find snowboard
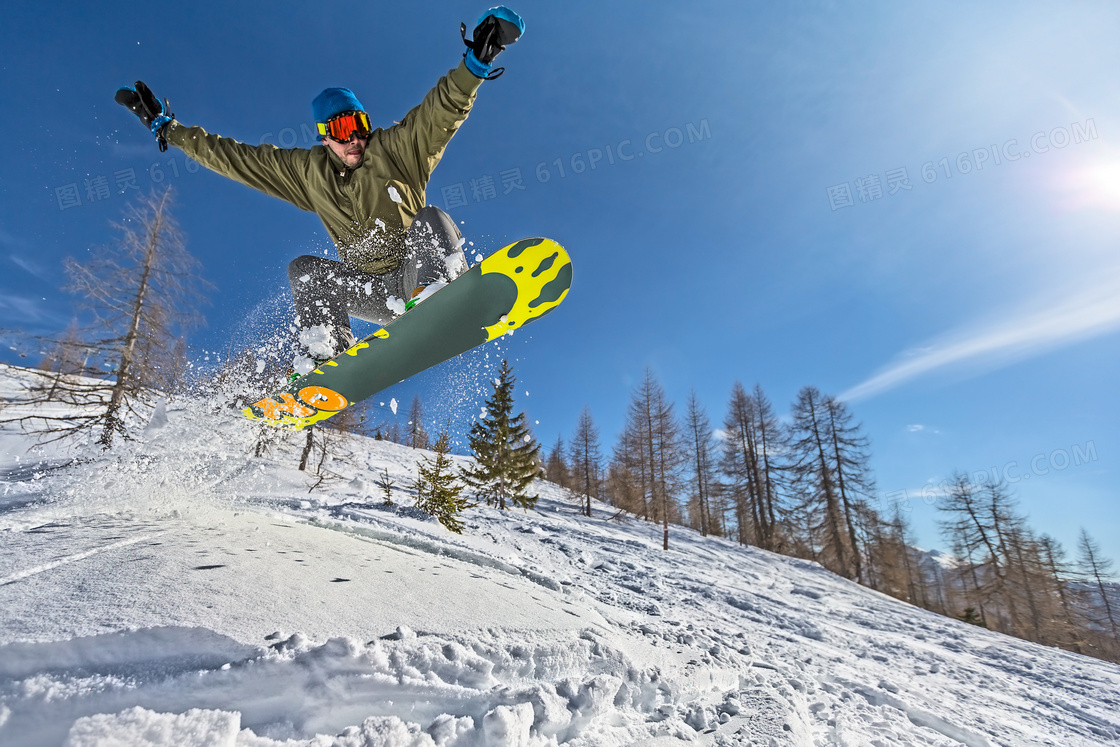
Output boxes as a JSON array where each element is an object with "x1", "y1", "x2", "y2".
[{"x1": 241, "y1": 237, "x2": 572, "y2": 430}]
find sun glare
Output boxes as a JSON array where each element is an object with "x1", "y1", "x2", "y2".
[{"x1": 1057, "y1": 155, "x2": 1120, "y2": 212}]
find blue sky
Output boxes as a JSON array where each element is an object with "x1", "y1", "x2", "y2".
[{"x1": 1, "y1": 1, "x2": 1118, "y2": 562}]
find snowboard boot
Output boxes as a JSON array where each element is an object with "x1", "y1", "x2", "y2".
[
  {"x1": 287, "y1": 355, "x2": 324, "y2": 383},
  {"x1": 286, "y1": 326, "x2": 357, "y2": 383}
]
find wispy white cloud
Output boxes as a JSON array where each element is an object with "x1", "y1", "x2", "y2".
[
  {"x1": 0, "y1": 293, "x2": 53, "y2": 325},
  {"x1": 841, "y1": 271, "x2": 1120, "y2": 402},
  {"x1": 0, "y1": 231, "x2": 54, "y2": 282},
  {"x1": 8, "y1": 255, "x2": 52, "y2": 282}
]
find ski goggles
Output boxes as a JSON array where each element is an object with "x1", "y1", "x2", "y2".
[{"x1": 318, "y1": 110, "x2": 372, "y2": 142}]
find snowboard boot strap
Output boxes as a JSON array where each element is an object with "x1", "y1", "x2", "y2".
[
  {"x1": 405, "y1": 283, "x2": 447, "y2": 311},
  {"x1": 405, "y1": 286, "x2": 424, "y2": 311}
]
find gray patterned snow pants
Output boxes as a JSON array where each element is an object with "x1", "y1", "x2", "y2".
[{"x1": 287, "y1": 206, "x2": 466, "y2": 354}]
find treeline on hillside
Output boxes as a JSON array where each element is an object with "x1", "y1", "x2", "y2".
[
  {"x1": 541, "y1": 369, "x2": 1120, "y2": 665},
  {"x1": 935, "y1": 478, "x2": 1120, "y2": 662}
]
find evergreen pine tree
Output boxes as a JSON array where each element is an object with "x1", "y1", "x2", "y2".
[
  {"x1": 460, "y1": 360, "x2": 541, "y2": 510},
  {"x1": 416, "y1": 426, "x2": 469, "y2": 533},
  {"x1": 376, "y1": 467, "x2": 395, "y2": 506}
]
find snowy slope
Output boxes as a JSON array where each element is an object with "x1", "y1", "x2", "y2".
[{"x1": 2, "y1": 366, "x2": 1119, "y2": 746}]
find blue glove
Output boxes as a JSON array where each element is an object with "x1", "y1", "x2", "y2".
[
  {"x1": 461, "y1": 6, "x2": 524, "y2": 79},
  {"x1": 115, "y1": 81, "x2": 174, "y2": 152}
]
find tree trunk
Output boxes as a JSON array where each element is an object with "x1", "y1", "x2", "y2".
[
  {"x1": 828, "y1": 406, "x2": 864, "y2": 583},
  {"x1": 299, "y1": 427, "x2": 315, "y2": 471},
  {"x1": 98, "y1": 200, "x2": 163, "y2": 447}
]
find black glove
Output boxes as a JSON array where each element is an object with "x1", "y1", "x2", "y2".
[
  {"x1": 115, "y1": 81, "x2": 174, "y2": 152},
  {"x1": 462, "y1": 6, "x2": 524, "y2": 79}
]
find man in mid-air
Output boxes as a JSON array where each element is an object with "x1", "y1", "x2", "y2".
[{"x1": 116, "y1": 7, "x2": 524, "y2": 376}]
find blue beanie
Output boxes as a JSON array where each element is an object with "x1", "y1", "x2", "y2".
[{"x1": 312, "y1": 88, "x2": 366, "y2": 138}]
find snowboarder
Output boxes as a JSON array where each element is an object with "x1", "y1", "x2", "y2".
[{"x1": 115, "y1": 7, "x2": 525, "y2": 376}]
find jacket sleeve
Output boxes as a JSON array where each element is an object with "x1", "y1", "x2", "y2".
[
  {"x1": 164, "y1": 121, "x2": 317, "y2": 212},
  {"x1": 379, "y1": 61, "x2": 484, "y2": 190}
]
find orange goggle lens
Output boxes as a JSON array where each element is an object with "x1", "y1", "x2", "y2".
[{"x1": 320, "y1": 111, "x2": 371, "y2": 142}]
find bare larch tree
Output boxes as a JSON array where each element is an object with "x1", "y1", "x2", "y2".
[{"x1": 3, "y1": 189, "x2": 208, "y2": 447}]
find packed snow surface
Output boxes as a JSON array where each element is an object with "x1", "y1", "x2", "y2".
[{"x1": 1, "y1": 365, "x2": 1119, "y2": 746}]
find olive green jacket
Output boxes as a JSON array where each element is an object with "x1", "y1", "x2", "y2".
[{"x1": 165, "y1": 61, "x2": 483, "y2": 275}]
